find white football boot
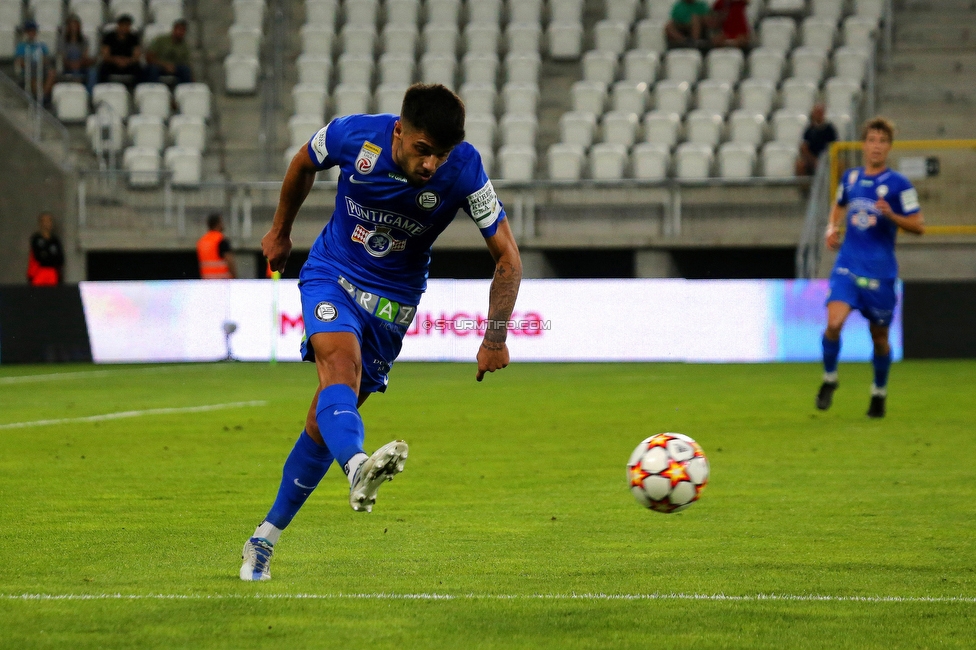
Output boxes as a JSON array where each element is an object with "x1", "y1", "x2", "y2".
[
  {"x1": 349, "y1": 440, "x2": 409, "y2": 512},
  {"x1": 240, "y1": 537, "x2": 274, "y2": 581}
]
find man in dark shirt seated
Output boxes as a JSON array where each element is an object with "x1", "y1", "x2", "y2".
[
  {"x1": 796, "y1": 104, "x2": 839, "y2": 176},
  {"x1": 99, "y1": 14, "x2": 143, "y2": 87}
]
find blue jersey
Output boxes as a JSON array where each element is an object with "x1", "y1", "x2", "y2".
[
  {"x1": 303, "y1": 113, "x2": 506, "y2": 305},
  {"x1": 834, "y1": 167, "x2": 920, "y2": 280}
]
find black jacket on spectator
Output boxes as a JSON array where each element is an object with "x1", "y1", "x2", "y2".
[{"x1": 31, "y1": 232, "x2": 64, "y2": 269}]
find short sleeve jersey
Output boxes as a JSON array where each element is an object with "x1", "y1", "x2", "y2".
[
  {"x1": 671, "y1": 0, "x2": 711, "y2": 25},
  {"x1": 304, "y1": 114, "x2": 506, "y2": 305},
  {"x1": 834, "y1": 167, "x2": 920, "y2": 279}
]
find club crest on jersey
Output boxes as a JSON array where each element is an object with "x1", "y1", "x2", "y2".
[
  {"x1": 851, "y1": 210, "x2": 877, "y2": 230},
  {"x1": 416, "y1": 190, "x2": 440, "y2": 210},
  {"x1": 847, "y1": 170, "x2": 858, "y2": 186},
  {"x1": 355, "y1": 141, "x2": 382, "y2": 175},
  {"x1": 314, "y1": 301, "x2": 338, "y2": 322},
  {"x1": 352, "y1": 224, "x2": 406, "y2": 257}
]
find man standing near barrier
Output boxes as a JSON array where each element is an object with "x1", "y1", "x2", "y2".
[
  {"x1": 240, "y1": 84, "x2": 522, "y2": 580},
  {"x1": 197, "y1": 213, "x2": 237, "y2": 279},
  {"x1": 816, "y1": 117, "x2": 925, "y2": 418}
]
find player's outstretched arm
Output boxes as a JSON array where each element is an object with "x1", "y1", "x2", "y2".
[
  {"x1": 825, "y1": 204, "x2": 845, "y2": 251},
  {"x1": 477, "y1": 218, "x2": 522, "y2": 382},
  {"x1": 262, "y1": 146, "x2": 320, "y2": 273}
]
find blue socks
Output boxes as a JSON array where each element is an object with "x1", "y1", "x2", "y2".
[
  {"x1": 315, "y1": 384, "x2": 366, "y2": 472},
  {"x1": 264, "y1": 430, "x2": 334, "y2": 530},
  {"x1": 822, "y1": 334, "x2": 841, "y2": 376},
  {"x1": 873, "y1": 349, "x2": 892, "y2": 390}
]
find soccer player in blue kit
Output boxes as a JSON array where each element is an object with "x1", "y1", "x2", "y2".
[
  {"x1": 240, "y1": 84, "x2": 522, "y2": 580},
  {"x1": 815, "y1": 117, "x2": 925, "y2": 418}
]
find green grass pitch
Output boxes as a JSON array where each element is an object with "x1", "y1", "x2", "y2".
[{"x1": 1, "y1": 360, "x2": 974, "y2": 648}]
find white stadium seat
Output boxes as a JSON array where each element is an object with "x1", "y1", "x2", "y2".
[
  {"x1": 632, "y1": 142, "x2": 670, "y2": 180},
  {"x1": 772, "y1": 109, "x2": 809, "y2": 143},
  {"x1": 225, "y1": 54, "x2": 259, "y2": 93},
  {"x1": 422, "y1": 22, "x2": 459, "y2": 57},
  {"x1": 748, "y1": 47, "x2": 786, "y2": 83},
  {"x1": 420, "y1": 53, "x2": 457, "y2": 88},
  {"x1": 583, "y1": 50, "x2": 619, "y2": 85},
  {"x1": 780, "y1": 77, "x2": 818, "y2": 114},
  {"x1": 571, "y1": 80, "x2": 608, "y2": 115},
  {"x1": 92, "y1": 83, "x2": 129, "y2": 119},
  {"x1": 765, "y1": 0, "x2": 806, "y2": 15},
  {"x1": 292, "y1": 83, "x2": 327, "y2": 120},
  {"x1": 345, "y1": 0, "x2": 378, "y2": 26},
  {"x1": 594, "y1": 20, "x2": 629, "y2": 55},
  {"x1": 378, "y1": 54, "x2": 415, "y2": 85},
  {"x1": 127, "y1": 114, "x2": 165, "y2": 150},
  {"x1": 301, "y1": 25, "x2": 334, "y2": 58},
  {"x1": 826, "y1": 109, "x2": 853, "y2": 139},
  {"x1": 505, "y1": 52, "x2": 542, "y2": 84},
  {"x1": 654, "y1": 80, "x2": 691, "y2": 116},
  {"x1": 229, "y1": 25, "x2": 261, "y2": 58},
  {"x1": 500, "y1": 112, "x2": 538, "y2": 146},
  {"x1": 686, "y1": 109, "x2": 723, "y2": 147},
  {"x1": 141, "y1": 23, "x2": 169, "y2": 49},
  {"x1": 465, "y1": 112, "x2": 496, "y2": 152},
  {"x1": 1, "y1": 0, "x2": 22, "y2": 24},
  {"x1": 169, "y1": 114, "x2": 207, "y2": 151},
  {"x1": 612, "y1": 81, "x2": 650, "y2": 114},
  {"x1": 602, "y1": 110, "x2": 640, "y2": 146},
  {"x1": 811, "y1": 0, "x2": 844, "y2": 21},
  {"x1": 298, "y1": 55, "x2": 333, "y2": 86},
  {"x1": 305, "y1": 0, "x2": 338, "y2": 27},
  {"x1": 728, "y1": 109, "x2": 767, "y2": 146},
  {"x1": 469, "y1": 0, "x2": 502, "y2": 24},
  {"x1": 134, "y1": 82, "x2": 171, "y2": 120},
  {"x1": 51, "y1": 82, "x2": 89, "y2": 123},
  {"x1": 465, "y1": 23, "x2": 500, "y2": 55},
  {"x1": 718, "y1": 142, "x2": 757, "y2": 178},
  {"x1": 460, "y1": 82, "x2": 497, "y2": 114},
  {"x1": 759, "y1": 17, "x2": 797, "y2": 53},
  {"x1": 560, "y1": 110, "x2": 598, "y2": 147},
  {"x1": 623, "y1": 49, "x2": 658, "y2": 84},
  {"x1": 507, "y1": 22, "x2": 542, "y2": 54},
  {"x1": 426, "y1": 0, "x2": 461, "y2": 25},
  {"x1": 761, "y1": 141, "x2": 798, "y2": 176},
  {"x1": 645, "y1": 0, "x2": 677, "y2": 21},
  {"x1": 706, "y1": 47, "x2": 744, "y2": 84},
  {"x1": 164, "y1": 146, "x2": 202, "y2": 186},
  {"x1": 123, "y1": 146, "x2": 162, "y2": 187},
  {"x1": 151, "y1": 0, "x2": 183, "y2": 27},
  {"x1": 342, "y1": 24, "x2": 378, "y2": 57},
  {"x1": 111, "y1": 0, "x2": 144, "y2": 27},
  {"x1": 738, "y1": 78, "x2": 776, "y2": 116},
  {"x1": 802, "y1": 17, "x2": 836, "y2": 52},
  {"x1": 548, "y1": 142, "x2": 586, "y2": 180},
  {"x1": 497, "y1": 144, "x2": 536, "y2": 180},
  {"x1": 790, "y1": 47, "x2": 827, "y2": 83},
  {"x1": 643, "y1": 110, "x2": 681, "y2": 147},
  {"x1": 675, "y1": 142, "x2": 714, "y2": 179},
  {"x1": 502, "y1": 82, "x2": 539, "y2": 114},
  {"x1": 607, "y1": 0, "x2": 640, "y2": 23},
  {"x1": 375, "y1": 83, "x2": 409, "y2": 114},
  {"x1": 175, "y1": 83, "x2": 211, "y2": 119},
  {"x1": 547, "y1": 21, "x2": 584, "y2": 60},
  {"x1": 69, "y1": 0, "x2": 102, "y2": 32},
  {"x1": 550, "y1": 0, "x2": 585, "y2": 22},
  {"x1": 463, "y1": 53, "x2": 499, "y2": 85},
  {"x1": 825, "y1": 77, "x2": 862, "y2": 116},
  {"x1": 634, "y1": 19, "x2": 666, "y2": 53},
  {"x1": 382, "y1": 25, "x2": 418, "y2": 57},
  {"x1": 232, "y1": 0, "x2": 264, "y2": 30},
  {"x1": 385, "y1": 0, "x2": 419, "y2": 25},
  {"x1": 665, "y1": 48, "x2": 703, "y2": 84},
  {"x1": 510, "y1": 0, "x2": 544, "y2": 23},
  {"x1": 589, "y1": 143, "x2": 628, "y2": 180},
  {"x1": 855, "y1": 0, "x2": 884, "y2": 22},
  {"x1": 333, "y1": 83, "x2": 371, "y2": 116},
  {"x1": 696, "y1": 80, "x2": 732, "y2": 115},
  {"x1": 86, "y1": 110, "x2": 125, "y2": 152},
  {"x1": 338, "y1": 54, "x2": 374, "y2": 86},
  {"x1": 844, "y1": 16, "x2": 877, "y2": 49},
  {"x1": 833, "y1": 46, "x2": 869, "y2": 84}
]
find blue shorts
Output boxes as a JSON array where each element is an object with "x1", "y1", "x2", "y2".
[
  {"x1": 827, "y1": 268, "x2": 897, "y2": 326},
  {"x1": 299, "y1": 273, "x2": 417, "y2": 394}
]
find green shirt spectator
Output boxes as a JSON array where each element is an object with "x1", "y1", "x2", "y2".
[
  {"x1": 146, "y1": 20, "x2": 194, "y2": 85},
  {"x1": 148, "y1": 33, "x2": 190, "y2": 68},
  {"x1": 671, "y1": 0, "x2": 711, "y2": 25}
]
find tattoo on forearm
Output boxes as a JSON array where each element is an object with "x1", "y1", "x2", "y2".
[{"x1": 484, "y1": 260, "x2": 522, "y2": 345}]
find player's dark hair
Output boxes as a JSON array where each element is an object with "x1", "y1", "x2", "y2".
[
  {"x1": 207, "y1": 212, "x2": 222, "y2": 230},
  {"x1": 862, "y1": 116, "x2": 895, "y2": 142},
  {"x1": 399, "y1": 83, "x2": 465, "y2": 149}
]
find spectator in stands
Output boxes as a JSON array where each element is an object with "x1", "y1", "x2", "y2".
[
  {"x1": 665, "y1": 0, "x2": 712, "y2": 48},
  {"x1": 197, "y1": 213, "x2": 238, "y2": 279},
  {"x1": 99, "y1": 14, "x2": 143, "y2": 88},
  {"x1": 59, "y1": 14, "x2": 97, "y2": 91},
  {"x1": 14, "y1": 20, "x2": 57, "y2": 104},
  {"x1": 27, "y1": 212, "x2": 64, "y2": 286},
  {"x1": 710, "y1": 0, "x2": 751, "y2": 49},
  {"x1": 796, "y1": 104, "x2": 839, "y2": 176},
  {"x1": 146, "y1": 19, "x2": 194, "y2": 85}
]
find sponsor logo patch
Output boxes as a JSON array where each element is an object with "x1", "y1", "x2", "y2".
[
  {"x1": 355, "y1": 141, "x2": 382, "y2": 175},
  {"x1": 352, "y1": 225, "x2": 407, "y2": 257},
  {"x1": 314, "y1": 301, "x2": 338, "y2": 322},
  {"x1": 344, "y1": 196, "x2": 428, "y2": 235}
]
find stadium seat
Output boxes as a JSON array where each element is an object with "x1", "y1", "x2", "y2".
[
  {"x1": 0, "y1": 27, "x2": 14, "y2": 63},
  {"x1": 426, "y1": 0, "x2": 461, "y2": 25},
  {"x1": 748, "y1": 47, "x2": 786, "y2": 83},
  {"x1": 382, "y1": 24, "x2": 418, "y2": 57},
  {"x1": 32, "y1": 0, "x2": 62, "y2": 29},
  {"x1": 728, "y1": 109, "x2": 767, "y2": 146},
  {"x1": 583, "y1": 50, "x2": 619, "y2": 85},
  {"x1": 123, "y1": 146, "x2": 162, "y2": 187},
  {"x1": 571, "y1": 80, "x2": 608, "y2": 115},
  {"x1": 634, "y1": 19, "x2": 666, "y2": 53},
  {"x1": 706, "y1": 47, "x2": 744, "y2": 84},
  {"x1": 298, "y1": 55, "x2": 333, "y2": 86},
  {"x1": 110, "y1": 0, "x2": 144, "y2": 27},
  {"x1": 292, "y1": 83, "x2": 327, "y2": 121},
  {"x1": 342, "y1": 24, "x2": 378, "y2": 57},
  {"x1": 801, "y1": 17, "x2": 836, "y2": 52},
  {"x1": 500, "y1": 112, "x2": 538, "y2": 146},
  {"x1": 422, "y1": 23, "x2": 458, "y2": 57},
  {"x1": 759, "y1": 17, "x2": 797, "y2": 53},
  {"x1": 560, "y1": 110, "x2": 598, "y2": 147},
  {"x1": 665, "y1": 48, "x2": 702, "y2": 84},
  {"x1": 547, "y1": 21, "x2": 584, "y2": 60},
  {"x1": 643, "y1": 0, "x2": 674, "y2": 21},
  {"x1": 305, "y1": 0, "x2": 338, "y2": 27},
  {"x1": 127, "y1": 114, "x2": 165, "y2": 150},
  {"x1": 232, "y1": 0, "x2": 264, "y2": 30},
  {"x1": 175, "y1": 83, "x2": 211, "y2": 120},
  {"x1": 765, "y1": 0, "x2": 806, "y2": 16},
  {"x1": 164, "y1": 145, "x2": 202, "y2": 186},
  {"x1": 465, "y1": 112, "x2": 496, "y2": 151},
  {"x1": 465, "y1": 23, "x2": 499, "y2": 55},
  {"x1": 811, "y1": 0, "x2": 844, "y2": 22},
  {"x1": 622, "y1": 49, "x2": 659, "y2": 84},
  {"x1": 654, "y1": 80, "x2": 691, "y2": 116},
  {"x1": 589, "y1": 143, "x2": 628, "y2": 180},
  {"x1": 696, "y1": 80, "x2": 732, "y2": 115},
  {"x1": 282, "y1": 143, "x2": 304, "y2": 170},
  {"x1": 141, "y1": 23, "x2": 168, "y2": 49},
  {"x1": 790, "y1": 47, "x2": 827, "y2": 84},
  {"x1": 69, "y1": 0, "x2": 103, "y2": 35},
  {"x1": 420, "y1": 53, "x2": 456, "y2": 88},
  {"x1": 643, "y1": 110, "x2": 682, "y2": 147},
  {"x1": 460, "y1": 82, "x2": 497, "y2": 114},
  {"x1": 169, "y1": 114, "x2": 207, "y2": 151},
  {"x1": 469, "y1": 0, "x2": 502, "y2": 24},
  {"x1": 761, "y1": 141, "x2": 797, "y2": 176},
  {"x1": 497, "y1": 144, "x2": 536, "y2": 180},
  {"x1": 229, "y1": 25, "x2": 261, "y2": 58},
  {"x1": 502, "y1": 82, "x2": 539, "y2": 114},
  {"x1": 771, "y1": 109, "x2": 809, "y2": 143},
  {"x1": 594, "y1": 20, "x2": 629, "y2": 56},
  {"x1": 844, "y1": 16, "x2": 877, "y2": 49},
  {"x1": 738, "y1": 78, "x2": 776, "y2": 116},
  {"x1": 134, "y1": 83, "x2": 171, "y2": 120},
  {"x1": 338, "y1": 54, "x2": 375, "y2": 86},
  {"x1": 833, "y1": 46, "x2": 869, "y2": 84},
  {"x1": 825, "y1": 77, "x2": 862, "y2": 116},
  {"x1": 92, "y1": 83, "x2": 129, "y2": 120},
  {"x1": 345, "y1": 0, "x2": 378, "y2": 26},
  {"x1": 855, "y1": 0, "x2": 884, "y2": 23},
  {"x1": 301, "y1": 25, "x2": 334, "y2": 58},
  {"x1": 507, "y1": 22, "x2": 542, "y2": 54},
  {"x1": 225, "y1": 54, "x2": 259, "y2": 93},
  {"x1": 151, "y1": 0, "x2": 183, "y2": 27},
  {"x1": 378, "y1": 54, "x2": 414, "y2": 86},
  {"x1": 607, "y1": 0, "x2": 641, "y2": 23},
  {"x1": 86, "y1": 110, "x2": 125, "y2": 152},
  {"x1": 375, "y1": 82, "x2": 409, "y2": 114},
  {"x1": 288, "y1": 115, "x2": 323, "y2": 148},
  {"x1": 612, "y1": 81, "x2": 650, "y2": 114},
  {"x1": 780, "y1": 78, "x2": 818, "y2": 114},
  {"x1": 51, "y1": 82, "x2": 89, "y2": 123},
  {"x1": 826, "y1": 109, "x2": 853, "y2": 138},
  {"x1": 463, "y1": 53, "x2": 499, "y2": 85},
  {"x1": 548, "y1": 142, "x2": 586, "y2": 180},
  {"x1": 674, "y1": 142, "x2": 714, "y2": 179},
  {"x1": 334, "y1": 83, "x2": 371, "y2": 116},
  {"x1": 510, "y1": 0, "x2": 544, "y2": 23},
  {"x1": 505, "y1": 52, "x2": 542, "y2": 84},
  {"x1": 0, "y1": 0, "x2": 22, "y2": 26},
  {"x1": 385, "y1": 0, "x2": 418, "y2": 25},
  {"x1": 686, "y1": 109, "x2": 723, "y2": 147},
  {"x1": 602, "y1": 110, "x2": 640, "y2": 146},
  {"x1": 718, "y1": 142, "x2": 757, "y2": 178},
  {"x1": 550, "y1": 0, "x2": 585, "y2": 22},
  {"x1": 632, "y1": 142, "x2": 670, "y2": 180}
]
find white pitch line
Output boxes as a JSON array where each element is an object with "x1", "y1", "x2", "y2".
[
  {"x1": 2, "y1": 593, "x2": 974, "y2": 603},
  {"x1": 0, "y1": 401, "x2": 268, "y2": 430},
  {"x1": 0, "y1": 364, "x2": 218, "y2": 385}
]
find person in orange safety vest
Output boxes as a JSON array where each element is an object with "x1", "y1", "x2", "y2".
[{"x1": 197, "y1": 212, "x2": 237, "y2": 279}]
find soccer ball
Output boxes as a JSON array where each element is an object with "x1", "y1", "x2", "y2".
[{"x1": 627, "y1": 433, "x2": 709, "y2": 513}]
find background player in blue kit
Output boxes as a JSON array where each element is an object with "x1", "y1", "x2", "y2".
[
  {"x1": 816, "y1": 117, "x2": 925, "y2": 418},
  {"x1": 240, "y1": 84, "x2": 522, "y2": 581}
]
